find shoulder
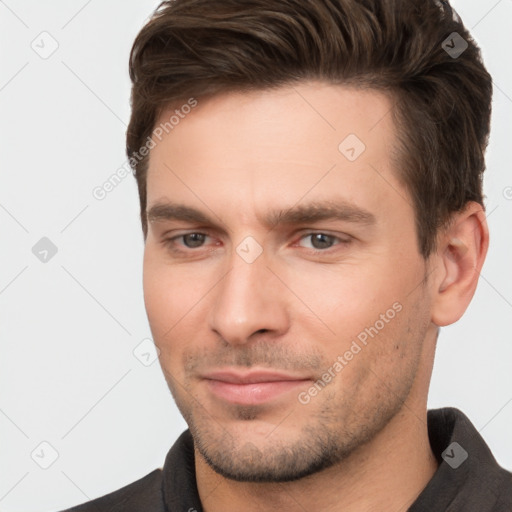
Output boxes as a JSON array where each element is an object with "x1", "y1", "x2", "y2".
[
  {"x1": 56, "y1": 469, "x2": 164, "y2": 512},
  {"x1": 493, "y1": 468, "x2": 512, "y2": 510}
]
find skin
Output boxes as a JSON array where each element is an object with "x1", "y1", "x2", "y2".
[{"x1": 143, "y1": 81, "x2": 489, "y2": 511}]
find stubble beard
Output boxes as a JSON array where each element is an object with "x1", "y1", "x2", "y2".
[{"x1": 167, "y1": 376, "x2": 413, "y2": 483}]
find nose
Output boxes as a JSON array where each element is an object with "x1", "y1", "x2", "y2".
[{"x1": 207, "y1": 243, "x2": 289, "y2": 346}]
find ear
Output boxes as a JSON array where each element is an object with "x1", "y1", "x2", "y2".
[{"x1": 430, "y1": 201, "x2": 489, "y2": 327}]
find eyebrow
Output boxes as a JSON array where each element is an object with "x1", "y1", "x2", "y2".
[{"x1": 146, "y1": 200, "x2": 376, "y2": 230}]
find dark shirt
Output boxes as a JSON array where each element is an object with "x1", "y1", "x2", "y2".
[{"x1": 58, "y1": 407, "x2": 512, "y2": 511}]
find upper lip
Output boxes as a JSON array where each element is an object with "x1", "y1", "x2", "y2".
[{"x1": 201, "y1": 369, "x2": 311, "y2": 384}]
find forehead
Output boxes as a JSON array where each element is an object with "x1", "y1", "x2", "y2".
[
  {"x1": 146, "y1": 81, "x2": 409, "y2": 228},
  {"x1": 151, "y1": 81, "x2": 396, "y2": 157}
]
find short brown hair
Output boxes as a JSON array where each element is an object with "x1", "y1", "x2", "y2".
[{"x1": 126, "y1": 0, "x2": 492, "y2": 258}]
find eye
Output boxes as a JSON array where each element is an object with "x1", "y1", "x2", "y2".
[
  {"x1": 297, "y1": 232, "x2": 351, "y2": 252},
  {"x1": 178, "y1": 233, "x2": 208, "y2": 248},
  {"x1": 164, "y1": 232, "x2": 211, "y2": 251}
]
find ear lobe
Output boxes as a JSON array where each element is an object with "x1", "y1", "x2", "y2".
[{"x1": 431, "y1": 202, "x2": 489, "y2": 326}]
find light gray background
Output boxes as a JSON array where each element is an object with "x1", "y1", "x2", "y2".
[{"x1": 0, "y1": 1, "x2": 511, "y2": 510}]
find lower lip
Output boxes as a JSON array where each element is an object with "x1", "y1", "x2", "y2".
[{"x1": 205, "y1": 379, "x2": 310, "y2": 405}]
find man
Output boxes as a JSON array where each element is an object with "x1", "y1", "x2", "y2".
[{"x1": 60, "y1": 0, "x2": 512, "y2": 510}]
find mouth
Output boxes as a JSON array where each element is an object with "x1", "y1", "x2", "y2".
[{"x1": 201, "y1": 369, "x2": 312, "y2": 405}]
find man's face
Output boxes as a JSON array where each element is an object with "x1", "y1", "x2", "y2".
[{"x1": 143, "y1": 82, "x2": 438, "y2": 482}]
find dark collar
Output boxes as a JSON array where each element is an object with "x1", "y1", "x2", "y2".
[{"x1": 409, "y1": 407, "x2": 512, "y2": 510}]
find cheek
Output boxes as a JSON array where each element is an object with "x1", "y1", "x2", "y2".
[
  {"x1": 144, "y1": 246, "x2": 199, "y2": 318},
  {"x1": 143, "y1": 253, "x2": 189, "y2": 347},
  {"x1": 142, "y1": 250, "x2": 219, "y2": 367},
  {"x1": 143, "y1": 268, "x2": 188, "y2": 384},
  {"x1": 280, "y1": 260, "x2": 400, "y2": 336},
  {"x1": 324, "y1": 296, "x2": 428, "y2": 426},
  {"x1": 287, "y1": 258, "x2": 427, "y2": 376}
]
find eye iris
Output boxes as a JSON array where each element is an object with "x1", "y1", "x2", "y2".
[
  {"x1": 183, "y1": 233, "x2": 206, "y2": 248},
  {"x1": 311, "y1": 233, "x2": 333, "y2": 249}
]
